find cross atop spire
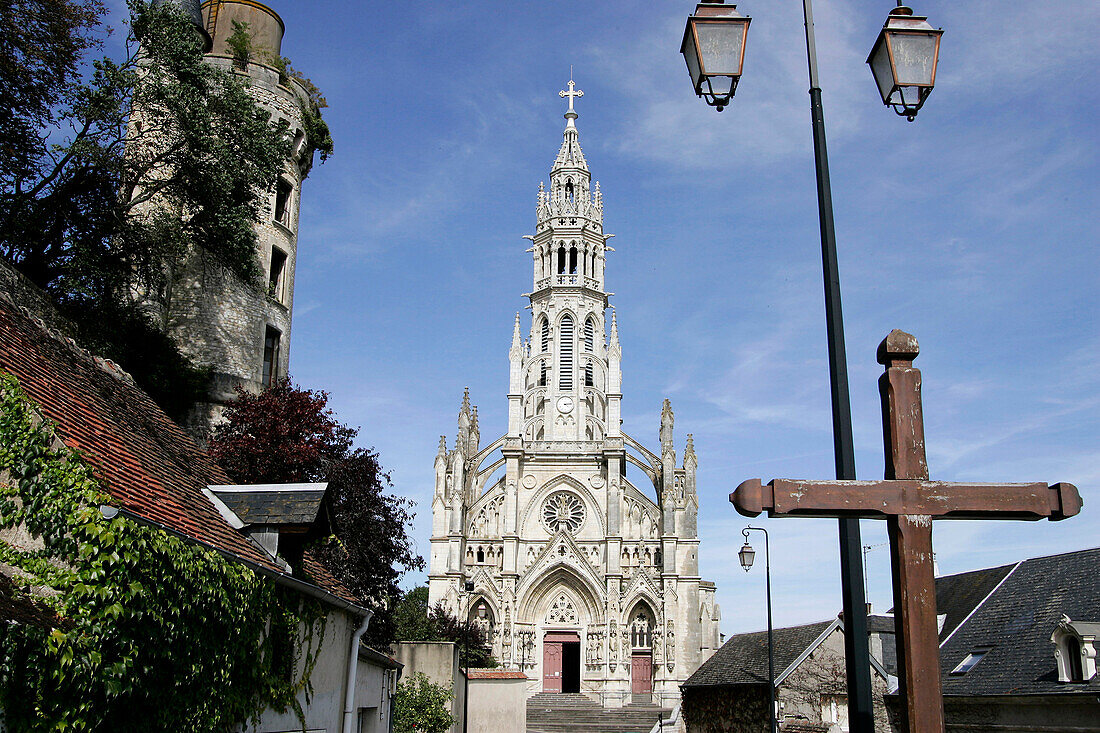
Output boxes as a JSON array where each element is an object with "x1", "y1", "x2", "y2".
[{"x1": 559, "y1": 77, "x2": 583, "y2": 128}]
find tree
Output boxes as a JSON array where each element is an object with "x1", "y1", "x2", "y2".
[
  {"x1": 207, "y1": 380, "x2": 424, "y2": 648},
  {"x1": 393, "y1": 586, "x2": 496, "y2": 668},
  {"x1": 2, "y1": 0, "x2": 290, "y2": 298},
  {"x1": 393, "y1": 672, "x2": 454, "y2": 733}
]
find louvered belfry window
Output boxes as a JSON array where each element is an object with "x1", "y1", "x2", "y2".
[{"x1": 559, "y1": 315, "x2": 574, "y2": 388}]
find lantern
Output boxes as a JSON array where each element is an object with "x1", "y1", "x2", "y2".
[
  {"x1": 738, "y1": 540, "x2": 756, "y2": 571},
  {"x1": 681, "y1": 2, "x2": 751, "y2": 111},
  {"x1": 867, "y1": 6, "x2": 944, "y2": 121}
]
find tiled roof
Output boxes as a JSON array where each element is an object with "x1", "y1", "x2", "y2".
[
  {"x1": 468, "y1": 669, "x2": 527, "y2": 679},
  {"x1": 0, "y1": 279, "x2": 357, "y2": 607},
  {"x1": 683, "y1": 620, "x2": 835, "y2": 688},
  {"x1": 939, "y1": 547, "x2": 1100, "y2": 697}
]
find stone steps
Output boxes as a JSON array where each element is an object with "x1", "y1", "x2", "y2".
[{"x1": 526, "y1": 693, "x2": 671, "y2": 733}]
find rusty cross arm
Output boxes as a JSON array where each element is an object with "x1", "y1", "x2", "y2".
[
  {"x1": 731, "y1": 477, "x2": 1082, "y2": 521},
  {"x1": 728, "y1": 329, "x2": 1084, "y2": 733}
]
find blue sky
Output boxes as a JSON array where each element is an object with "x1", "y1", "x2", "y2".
[{"x1": 112, "y1": 1, "x2": 1099, "y2": 635}]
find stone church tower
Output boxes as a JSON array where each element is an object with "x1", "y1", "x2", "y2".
[
  {"x1": 428, "y1": 82, "x2": 722, "y2": 709},
  {"x1": 149, "y1": 1, "x2": 313, "y2": 433}
]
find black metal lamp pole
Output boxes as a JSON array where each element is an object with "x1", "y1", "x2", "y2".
[
  {"x1": 685, "y1": 1, "x2": 944, "y2": 728},
  {"x1": 740, "y1": 527, "x2": 775, "y2": 733},
  {"x1": 799, "y1": 1, "x2": 874, "y2": 729}
]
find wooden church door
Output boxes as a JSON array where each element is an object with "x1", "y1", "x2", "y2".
[
  {"x1": 631, "y1": 653, "x2": 652, "y2": 695},
  {"x1": 543, "y1": 641, "x2": 563, "y2": 693}
]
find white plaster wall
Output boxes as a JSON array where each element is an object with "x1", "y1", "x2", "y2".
[
  {"x1": 245, "y1": 609, "x2": 390, "y2": 733},
  {"x1": 393, "y1": 642, "x2": 463, "y2": 733},
  {"x1": 468, "y1": 677, "x2": 527, "y2": 733}
]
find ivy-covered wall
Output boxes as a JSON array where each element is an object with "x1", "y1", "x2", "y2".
[{"x1": 0, "y1": 372, "x2": 326, "y2": 732}]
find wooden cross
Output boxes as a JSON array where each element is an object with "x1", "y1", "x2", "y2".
[
  {"x1": 731, "y1": 329, "x2": 1082, "y2": 733},
  {"x1": 560, "y1": 79, "x2": 583, "y2": 113}
]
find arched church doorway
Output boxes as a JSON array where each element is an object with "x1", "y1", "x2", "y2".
[
  {"x1": 543, "y1": 631, "x2": 580, "y2": 693},
  {"x1": 629, "y1": 606, "x2": 654, "y2": 702}
]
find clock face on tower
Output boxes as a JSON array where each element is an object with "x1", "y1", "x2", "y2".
[{"x1": 556, "y1": 396, "x2": 574, "y2": 413}]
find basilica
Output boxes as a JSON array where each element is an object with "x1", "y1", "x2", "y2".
[{"x1": 427, "y1": 82, "x2": 721, "y2": 709}]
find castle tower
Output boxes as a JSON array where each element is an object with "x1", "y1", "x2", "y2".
[
  {"x1": 160, "y1": 1, "x2": 315, "y2": 433},
  {"x1": 428, "y1": 81, "x2": 720, "y2": 710}
]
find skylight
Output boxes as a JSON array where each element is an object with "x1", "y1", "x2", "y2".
[{"x1": 950, "y1": 648, "x2": 991, "y2": 675}]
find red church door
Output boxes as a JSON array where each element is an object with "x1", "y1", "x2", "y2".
[
  {"x1": 543, "y1": 641, "x2": 563, "y2": 693},
  {"x1": 543, "y1": 632, "x2": 580, "y2": 693},
  {"x1": 631, "y1": 653, "x2": 653, "y2": 696}
]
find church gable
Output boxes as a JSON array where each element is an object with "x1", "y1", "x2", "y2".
[{"x1": 519, "y1": 529, "x2": 604, "y2": 602}]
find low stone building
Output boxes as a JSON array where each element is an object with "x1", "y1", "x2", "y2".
[
  {"x1": 680, "y1": 618, "x2": 894, "y2": 733},
  {"x1": 468, "y1": 669, "x2": 529, "y2": 733}
]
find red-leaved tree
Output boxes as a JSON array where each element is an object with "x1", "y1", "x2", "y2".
[{"x1": 208, "y1": 380, "x2": 424, "y2": 647}]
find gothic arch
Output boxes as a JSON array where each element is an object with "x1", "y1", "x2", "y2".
[
  {"x1": 621, "y1": 576, "x2": 662, "y2": 627},
  {"x1": 518, "y1": 474, "x2": 606, "y2": 537},
  {"x1": 538, "y1": 315, "x2": 550, "y2": 354},
  {"x1": 518, "y1": 565, "x2": 604, "y2": 626}
]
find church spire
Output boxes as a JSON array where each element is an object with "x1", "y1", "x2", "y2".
[{"x1": 553, "y1": 78, "x2": 589, "y2": 173}]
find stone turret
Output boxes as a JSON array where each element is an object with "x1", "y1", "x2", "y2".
[{"x1": 151, "y1": 1, "x2": 319, "y2": 436}]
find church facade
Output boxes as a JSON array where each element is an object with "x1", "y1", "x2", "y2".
[{"x1": 428, "y1": 83, "x2": 721, "y2": 709}]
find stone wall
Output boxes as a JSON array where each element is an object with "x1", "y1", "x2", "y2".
[
  {"x1": 393, "y1": 641, "x2": 465, "y2": 733},
  {"x1": 468, "y1": 670, "x2": 528, "y2": 733}
]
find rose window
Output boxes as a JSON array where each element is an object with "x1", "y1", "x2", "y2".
[{"x1": 543, "y1": 491, "x2": 585, "y2": 533}]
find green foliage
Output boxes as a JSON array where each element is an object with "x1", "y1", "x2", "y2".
[
  {"x1": 0, "y1": 372, "x2": 327, "y2": 731},
  {"x1": 207, "y1": 381, "x2": 423, "y2": 649},
  {"x1": 393, "y1": 586, "x2": 496, "y2": 668},
  {"x1": 393, "y1": 672, "x2": 455, "y2": 733},
  {"x1": 225, "y1": 19, "x2": 253, "y2": 69}
]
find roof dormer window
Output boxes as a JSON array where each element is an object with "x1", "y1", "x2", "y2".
[{"x1": 1051, "y1": 615, "x2": 1098, "y2": 683}]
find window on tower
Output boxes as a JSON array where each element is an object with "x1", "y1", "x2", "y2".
[
  {"x1": 268, "y1": 247, "x2": 288, "y2": 303},
  {"x1": 559, "y1": 315, "x2": 574, "y2": 388},
  {"x1": 569, "y1": 246, "x2": 577, "y2": 274},
  {"x1": 541, "y1": 317, "x2": 549, "y2": 353},
  {"x1": 262, "y1": 326, "x2": 281, "y2": 388},
  {"x1": 539, "y1": 359, "x2": 547, "y2": 387},
  {"x1": 557, "y1": 246, "x2": 566, "y2": 275},
  {"x1": 274, "y1": 179, "x2": 293, "y2": 228},
  {"x1": 565, "y1": 179, "x2": 574, "y2": 202}
]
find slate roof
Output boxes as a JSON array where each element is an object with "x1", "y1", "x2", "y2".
[
  {"x1": 934, "y1": 563, "x2": 1015, "y2": 642},
  {"x1": 208, "y1": 484, "x2": 327, "y2": 526},
  {"x1": 0, "y1": 280, "x2": 356, "y2": 607},
  {"x1": 939, "y1": 547, "x2": 1100, "y2": 698},
  {"x1": 683, "y1": 620, "x2": 835, "y2": 688}
]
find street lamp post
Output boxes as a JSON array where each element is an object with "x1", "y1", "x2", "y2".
[
  {"x1": 463, "y1": 580, "x2": 474, "y2": 733},
  {"x1": 739, "y1": 527, "x2": 774, "y2": 733},
  {"x1": 681, "y1": 2, "x2": 943, "y2": 730}
]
